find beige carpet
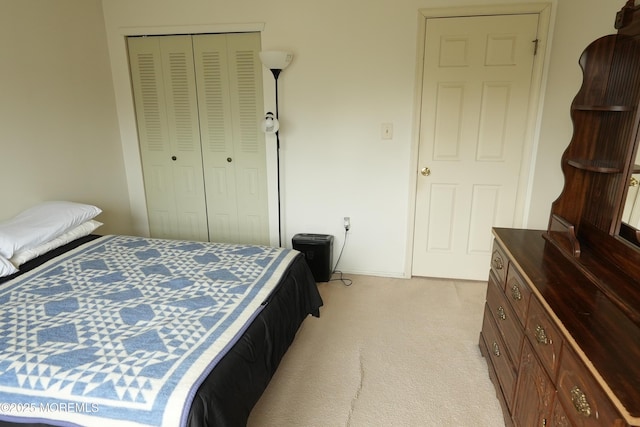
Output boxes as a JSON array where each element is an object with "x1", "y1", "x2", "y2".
[{"x1": 247, "y1": 275, "x2": 505, "y2": 427}]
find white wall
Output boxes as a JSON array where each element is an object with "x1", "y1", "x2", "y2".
[
  {"x1": 100, "y1": 0, "x2": 627, "y2": 277},
  {"x1": 0, "y1": 0, "x2": 132, "y2": 234}
]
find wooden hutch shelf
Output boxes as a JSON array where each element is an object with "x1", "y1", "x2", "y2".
[
  {"x1": 566, "y1": 159, "x2": 623, "y2": 173},
  {"x1": 572, "y1": 104, "x2": 635, "y2": 111}
]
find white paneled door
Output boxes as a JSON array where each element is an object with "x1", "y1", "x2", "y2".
[{"x1": 412, "y1": 13, "x2": 539, "y2": 280}]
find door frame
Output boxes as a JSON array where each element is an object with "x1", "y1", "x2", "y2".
[{"x1": 405, "y1": 3, "x2": 555, "y2": 277}]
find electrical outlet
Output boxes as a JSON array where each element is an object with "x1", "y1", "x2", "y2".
[{"x1": 344, "y1": 216, "x2": 351, "y2": 231}]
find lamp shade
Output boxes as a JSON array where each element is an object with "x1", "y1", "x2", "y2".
[{"x1": 259, "y1": 51, "x2": 293, "y2": 70}]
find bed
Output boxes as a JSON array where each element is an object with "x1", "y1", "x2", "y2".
[{"x1": 0, "y1": 203, "x2": 322, "y2": 427}]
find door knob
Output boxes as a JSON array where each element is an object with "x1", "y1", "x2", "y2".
[
  {"x1": 227, "y1": 157, "x2": 233, "y2": 163},
  {"x1": 421, "y1": 167, "x2": 431, "y2": 177},
  {"x1": 171, "y1": 156, "x2": 177, "y2": 161}
]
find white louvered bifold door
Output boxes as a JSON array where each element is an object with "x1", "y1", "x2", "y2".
[
  {"x1": 129, "y1": 33, "x2": 268, "y2": 245},
  {"x1": 193, "y1": 33, "x2": 269, "y2": 245},
  {"x1": 128, "y1": 36, "x2": 210, "y2": 242}
]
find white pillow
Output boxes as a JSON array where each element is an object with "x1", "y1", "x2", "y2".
[
  {"x1": 0, "y1": 255, "x2": 18, "y2": 277},
  {"x1": 0, "y1": 201, "x2": 101, "y2": 258},
  {"x1": 10, "y1": 220, "x2": 103, "y2": 267}
]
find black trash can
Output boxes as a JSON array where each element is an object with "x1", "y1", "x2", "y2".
[{"x1": 292, "y1": 233, "x2": 334, "y2": 282}]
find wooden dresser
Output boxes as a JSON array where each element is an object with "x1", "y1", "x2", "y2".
[
  {"x1": 479, "y1": 228, "x2": 640, "y2": 427},
  {"x1": 480, "y1": 2, "x2": 640, "y2": 426}
]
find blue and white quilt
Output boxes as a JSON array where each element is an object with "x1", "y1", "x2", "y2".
[{"x1": 0, "y1": 235, "x2": 298, "y2": 427}]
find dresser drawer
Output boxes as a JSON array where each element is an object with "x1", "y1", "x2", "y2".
[
  {"x1": 486, "y1": 271, "x2": 524, "y2": 368},
  {"x1": 505, "y1": 264, "x2": 532, "y2": 327},
  {"x1": 525, "y1": 296, "x2": 563, "y2": 380},
  {"x1": 514, "y1": 339, "x2": 556, "y2": 427},
  {"x1": 491, "y1": 240, "x2": 508, "y2": 285},
  {"x1": 481, "y1": 304, "x2": 517, "y2": 410},
  {"x1": 478, "y1": 336, "x2": 516, "y2": 427},
  {"x1": 556, "y1": 346, "x2": 625, "y2": 426}
]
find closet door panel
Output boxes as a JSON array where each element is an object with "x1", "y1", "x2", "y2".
[
  {"x1": 193, "y1": 34, "x2": 239, "y2": 243},
  {"x1": 227, "y1": 33, "x2": 269, "y2": 245},
  {"x1": 128, "y1": 37, "x2": 177, "y2": 238},
  {"x1": 128, "y1": 36, "x2": 209, "y2": 242},
  {"x1": 160, "y1": 36, "x2": 209, "y2": 242},
  {"x1": 194, "y1": 33, "x2": 269, "y2": 245}
]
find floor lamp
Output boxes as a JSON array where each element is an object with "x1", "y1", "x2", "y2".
[{"x1": 260, "y1": 51, "x2": 293, "y2": 247}]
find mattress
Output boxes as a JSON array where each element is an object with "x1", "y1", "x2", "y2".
[{"x1": 0, "y1": 235, "x2": 322, "y2": 427}]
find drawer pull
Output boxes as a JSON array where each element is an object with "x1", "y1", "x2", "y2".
[
  {"x1": 511, "y1": 283, "x2": 522, "y2": 301},
  {"x1": 492, "y1": 342, "x2": 501, "y2": 357},
  {"x1": 534, "y1": 324, "x2": 549, "y2": 345},
  {"x1": 496, "y1": 306, "x2": 506, "y2": 320},
  {"x1": 570, "y1": 386, "x2": 592, "y2": 417},
  {"x1": 492, "y1": 256, "x2": 504, "y2": 270}
]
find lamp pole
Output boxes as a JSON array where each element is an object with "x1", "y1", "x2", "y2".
[
  {"x1": 270, "y1": 69, "x2": 283, "y2": 247},
  {"x1": 260, "y1": 51, "x2": 292, "y2": 248}
]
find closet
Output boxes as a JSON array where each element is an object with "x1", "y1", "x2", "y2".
[{"x1": 127, "y1": 33, "x2": 269, "y2": 245}]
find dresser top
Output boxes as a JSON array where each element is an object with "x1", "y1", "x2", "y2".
[{"x1": 493, "y1": 227, "x2": 640, "y2": 423}]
